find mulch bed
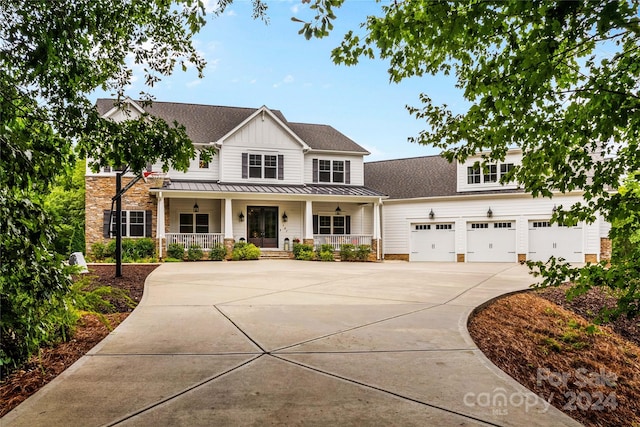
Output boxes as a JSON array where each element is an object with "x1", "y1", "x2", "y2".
[
  {"x1": 0, "y1": 264, "x2": 158, "y2": 417},
  {"x1": 469, "y1": 288, "x2": 640, "y2": 427}
]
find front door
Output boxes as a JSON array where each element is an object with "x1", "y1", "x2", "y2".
[{"x1": 247, "y1": 206, "x2": 278, "y2": 248}]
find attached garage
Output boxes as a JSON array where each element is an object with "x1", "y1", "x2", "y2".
[
  {"x1": 410, "y1": 223, "x2": 456, "y2": 262},
  {"x1": 466, "y1": 221, "x2": 517, "y2": 262},
  {"x1": 528, "y1": 220, "x2": 583, "y2": 263}
]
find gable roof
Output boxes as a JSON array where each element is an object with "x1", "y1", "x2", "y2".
[
  {"x1": 95, "y1": 99, "x2": 368, "y2": 153},
  {"x1": 364, "y1": 155, "x2": 458, "y2": 199}
]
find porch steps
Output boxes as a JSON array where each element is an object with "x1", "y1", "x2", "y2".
[{"x1": 259, "y1": 251, "x2": 294, "y2": 260}]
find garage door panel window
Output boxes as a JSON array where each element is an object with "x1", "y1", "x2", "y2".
[
  {"x1": 415, "y1": 224, "x2": 431, "y2": 230},
  {"x1": 494, "y1": 222, "x2": 513, "y2": 228},
  {"x1": 436, "y1": 224, "x2": 453, "y2": 230},
  {"x1": 471, "y1": 223, "x2": 489, "y2": 229}
]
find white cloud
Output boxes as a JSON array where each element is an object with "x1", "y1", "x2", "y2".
[
  {"x1": 274, "y1": 74, "x2": 295, "y2": 88},
  {"x1": 291, "y1": 4, "x2": 300, "y2": 13},
  {"x1": 250, "y1": 79, "x2": 257, "y2": 84},
  {"x1": 227, "y1": 9, "x2": 237, "y2": 16},
  {"x1": 186, "y1": 79, "x2": 202, "y2": 88}
]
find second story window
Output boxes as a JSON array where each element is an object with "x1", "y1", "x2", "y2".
[
  {"x1": 198, "y1": 152, "x2": 209, "y2": 169},
  {"x1": 467, "y1": 167, "x2": 481, "y2": 184},
  {"x1": 242, "y1": 153, "x2": 284, "y2": 180},
  {"x1": 319, "y1": 160, "x2": 331, "y2": 182},
  {"x1": 313, "y1": 159, "x2": 351, "y2": 184},
  {"x1": 333, "y1": 161, "x2": 344, "y2": 183},
  {"x1": 249, "y1": 154, "x2": 262, "y2": 178},
  {"x1": 264, "y1": 155, "x2": 277, "y2": 179},
  {"x1": 500, "y1": 163, "x2": 514, "y2": 179},
  {"x1": 483, "y1": 164, "x2": 497, "y2": 183}
]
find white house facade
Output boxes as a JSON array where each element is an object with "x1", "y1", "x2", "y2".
[
  {"x1": 85, "y1": 99, "x2": 385, "y2": 259},
  {"x1": 85, "y1": 99, "x2": 611, "y2": 263},
  {"x1": 364, "y1": 156, "x2": 610, "y2": 263}
]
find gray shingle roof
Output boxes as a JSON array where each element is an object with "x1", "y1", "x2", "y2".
[
  {"x1": 364, "y1": 155, "x2": 458, "y2": 199},
  {"x1": 159, "y1": 180, "x2": 385, "y2": 197},
  {"x1": 96, "y1": 99, "x2": 368, "y2": 153}
]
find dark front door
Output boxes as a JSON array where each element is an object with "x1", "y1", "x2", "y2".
[{"x1": 247, "y1": 206, "x2": 278, "y2": 248}]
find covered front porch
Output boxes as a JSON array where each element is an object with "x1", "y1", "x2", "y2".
[{"x1": 150, "y1": 182, "x2": 385, "y2": 259}]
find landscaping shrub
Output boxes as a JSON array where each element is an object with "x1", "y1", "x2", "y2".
[
  {"x1": 167, "y1": 243, "x2": 185, "y2": 260},
  {"x1": 91, "y1": 242, "x2": 106, "y2": 261},
  {"x1": 297, "y1": 249, "x2": 315, "y2": 261},
  {"x1": 232, "y1": 242, "x2": 261, "y2": 260},
  {"x1": 209, "y1": 244, "x2": 227, "y2": 261},
  {"x1": 340, "y1": 243, "x2": 356, "y2": 261},
  {"x1": 134, "y1": 238, "x2": 155, "y2": 259},
  {"x1": 356, "y1": 245, "x2": 372, "y2": 261},
  {"x1": 187, "y1": 244, "x2": 204, "y2": 261},
  {"x1": 317, "y1": 244, "x2": 335, "y2": 262},
  {"x1": 293, "y1": 243, "x2": 314, "y2": 260}
]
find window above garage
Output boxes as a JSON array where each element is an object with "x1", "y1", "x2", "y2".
[{"x1": 458, "y1": 153, "x2": 521, "y2": 193}]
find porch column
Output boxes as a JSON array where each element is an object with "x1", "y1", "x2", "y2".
[
  {"x1": 223, "y1": 198, "x2": 234, "y2": 259},
  {"x1": 157, "y1": 192, "x2": 165, "y2": 259},
  {"x1": 304, "y1": 200, "x2": 314, "y2": 244},
  {"x1": 224, "y1": 197, "x2": 233, "y2": 239},
  {"x1": 373, "y1": 201, "x2": 381, "y2": 260}
]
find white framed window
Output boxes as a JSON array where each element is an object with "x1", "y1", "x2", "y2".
[
  {"x1": 319, "y1": 160, "x2": 331, "y2": 183},
  {"x1": 316, "y1": 215, "x2": 349, "y2": 235},
  {"x1": 109, "y1": 210, "x2": 147, "y2": 237},
  {"x1": 483, "y1": 164, "x2": 498, "y2": 183},
  {"x1": 198, "y1": 152, "x2": 209, "y2": 169},
  {"x1": 249, "y1": 154, "x2": 262, "y2": 178},
  {"x1": 313, "y1": 159, "x2": 350, "y2": 184},
  {"x1": 332, "y1": 161, "x2": 345, "y2": 183},
  {"x1": 467, "y1": 166, "x2": 481, "y2": 184},
  {"x1": 264, "y1": 155, "x2": 277, "y2": 179},
  {"x1": 500, "y1": 163, "x2": 514, "y2": 179}
]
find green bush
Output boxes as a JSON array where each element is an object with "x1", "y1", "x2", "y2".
[
  {"x1": 135, "y1": 238, "x2": 155, "y2": 259},
  {"x1": 293, "y1": 243, "x2": 314, "y2": 260},
  {"x1": 187, "y1": 244, "x2": 204, "y2": 261},
  {"x1": 91, "y1": 242, "x2": 106, "y2": 261},
  {"x1": 209, "y1": 244, "x2": 227, "y2": 261},
  {"x1": 232, "y1": 242, "x2": 261, "y2": 260},
  {"x1": 340, "y1": 243, "x2": 356, "y2": 261},
  {"x1": 105, "y1": 239, "x2": 116, "y2": 258},
  {"x1": 319, "y1": 250, "x2": 335, "y2": 261},
  {"x1": 297, "y1": 249, "x2": 315, "y2": 261},
  {"x1": 356, "y1": 245, "x2": 372, "y2": 261},
  {"x1": 167, "y1": 243, "x2": 185, "y2": 259},
  {"x1": 319, "y1": 244, "x2": 334, "y2": 254}
]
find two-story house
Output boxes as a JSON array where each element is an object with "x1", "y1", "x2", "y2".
[
  {"x1": 85, "y1": 99, "x2": 386, "y2": 259},
  {"x1": 86, "y1": 99, "x2": 610, "y2": 263}
]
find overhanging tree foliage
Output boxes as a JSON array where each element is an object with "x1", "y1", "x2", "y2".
[
  {"x1": 298, "y1": 0, "x2": 640, "y2": 317},
  {"x1": 0, "y1": 0, "x2": 267, "y2": 368}
]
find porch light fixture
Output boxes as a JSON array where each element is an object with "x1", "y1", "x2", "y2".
[
  {"x1": 335, "y1": 205, "x2": 342, "y2": 215},
  {"x1": 282, "y1": 212, "x2": 288, "y2": 222},
  {"x1": 487, "y1": 207, "x2": 493, "y2": 218},
  {"x1": 552, "y1": 205, "x2": 557, "y2": 214},
  {"x1": 193, "y1": 201, "x2": 199, "y2": 213},
  {"x1": 429, "y1": 209, "x2": 435, "y2": 220},
  {"x1": 238, "y1": 211, "x2": 245, "y2": 222}
]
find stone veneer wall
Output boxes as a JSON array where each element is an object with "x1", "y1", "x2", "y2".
[
  {"x1": 600, "y1": 238, "x2": 612, "y2": 261},
  {"x1": 85, "y1": 176, "x2": 157, "y2": 255}
]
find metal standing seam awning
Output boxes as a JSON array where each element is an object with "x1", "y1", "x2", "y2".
[{"x1": 148, "y1": 180, "x2": 388, "y2": 201}]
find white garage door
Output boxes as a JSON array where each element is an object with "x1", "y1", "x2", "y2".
[
  {"x1": 467, "y1": 221, "x2": 517, "y2": 262},
  {"x1": 410, "y1": 223, "x2": 456, "y2": 262},
  {"x1": 528, "y1": 221, "x2": 583, "y2": 263}
]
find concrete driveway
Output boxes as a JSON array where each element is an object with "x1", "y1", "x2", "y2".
[{"x1": 2, "y1": 261, "x2": 581, "y2": 426}]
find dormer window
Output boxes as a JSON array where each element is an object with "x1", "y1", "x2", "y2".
[
  {"x1": 483, "y1": 164, "x2": 497, "y2": 183},
  {"x1": 467, "y1": 167, "x2": 481, "y2": 184}
]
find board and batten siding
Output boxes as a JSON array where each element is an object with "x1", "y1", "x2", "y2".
[
  {"x1": 381, "y1": 194, "x2": 603, "y2": 260},
  {"x1": 303, "y1": 154, "x2": 364, "y2": 186},
  {"x1": 219, "y1": 114, "x2": 305, "y2": 184}
]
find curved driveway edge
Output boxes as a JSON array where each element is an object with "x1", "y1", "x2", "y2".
[{"x1": 2, "y1": 261, "x2": 582, "y2": 427}]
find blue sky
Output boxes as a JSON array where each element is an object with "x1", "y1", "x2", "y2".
[{"x1": 93, "y1": 1, "x2": 468, "y2": 162}]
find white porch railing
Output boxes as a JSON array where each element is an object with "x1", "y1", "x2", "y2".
[
  {"x1": 313, "y1": 235, "x2": 373, "y2": 251},
  {"x1": 165, "y1": 233, "x2": 224, "y2": 250}
]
